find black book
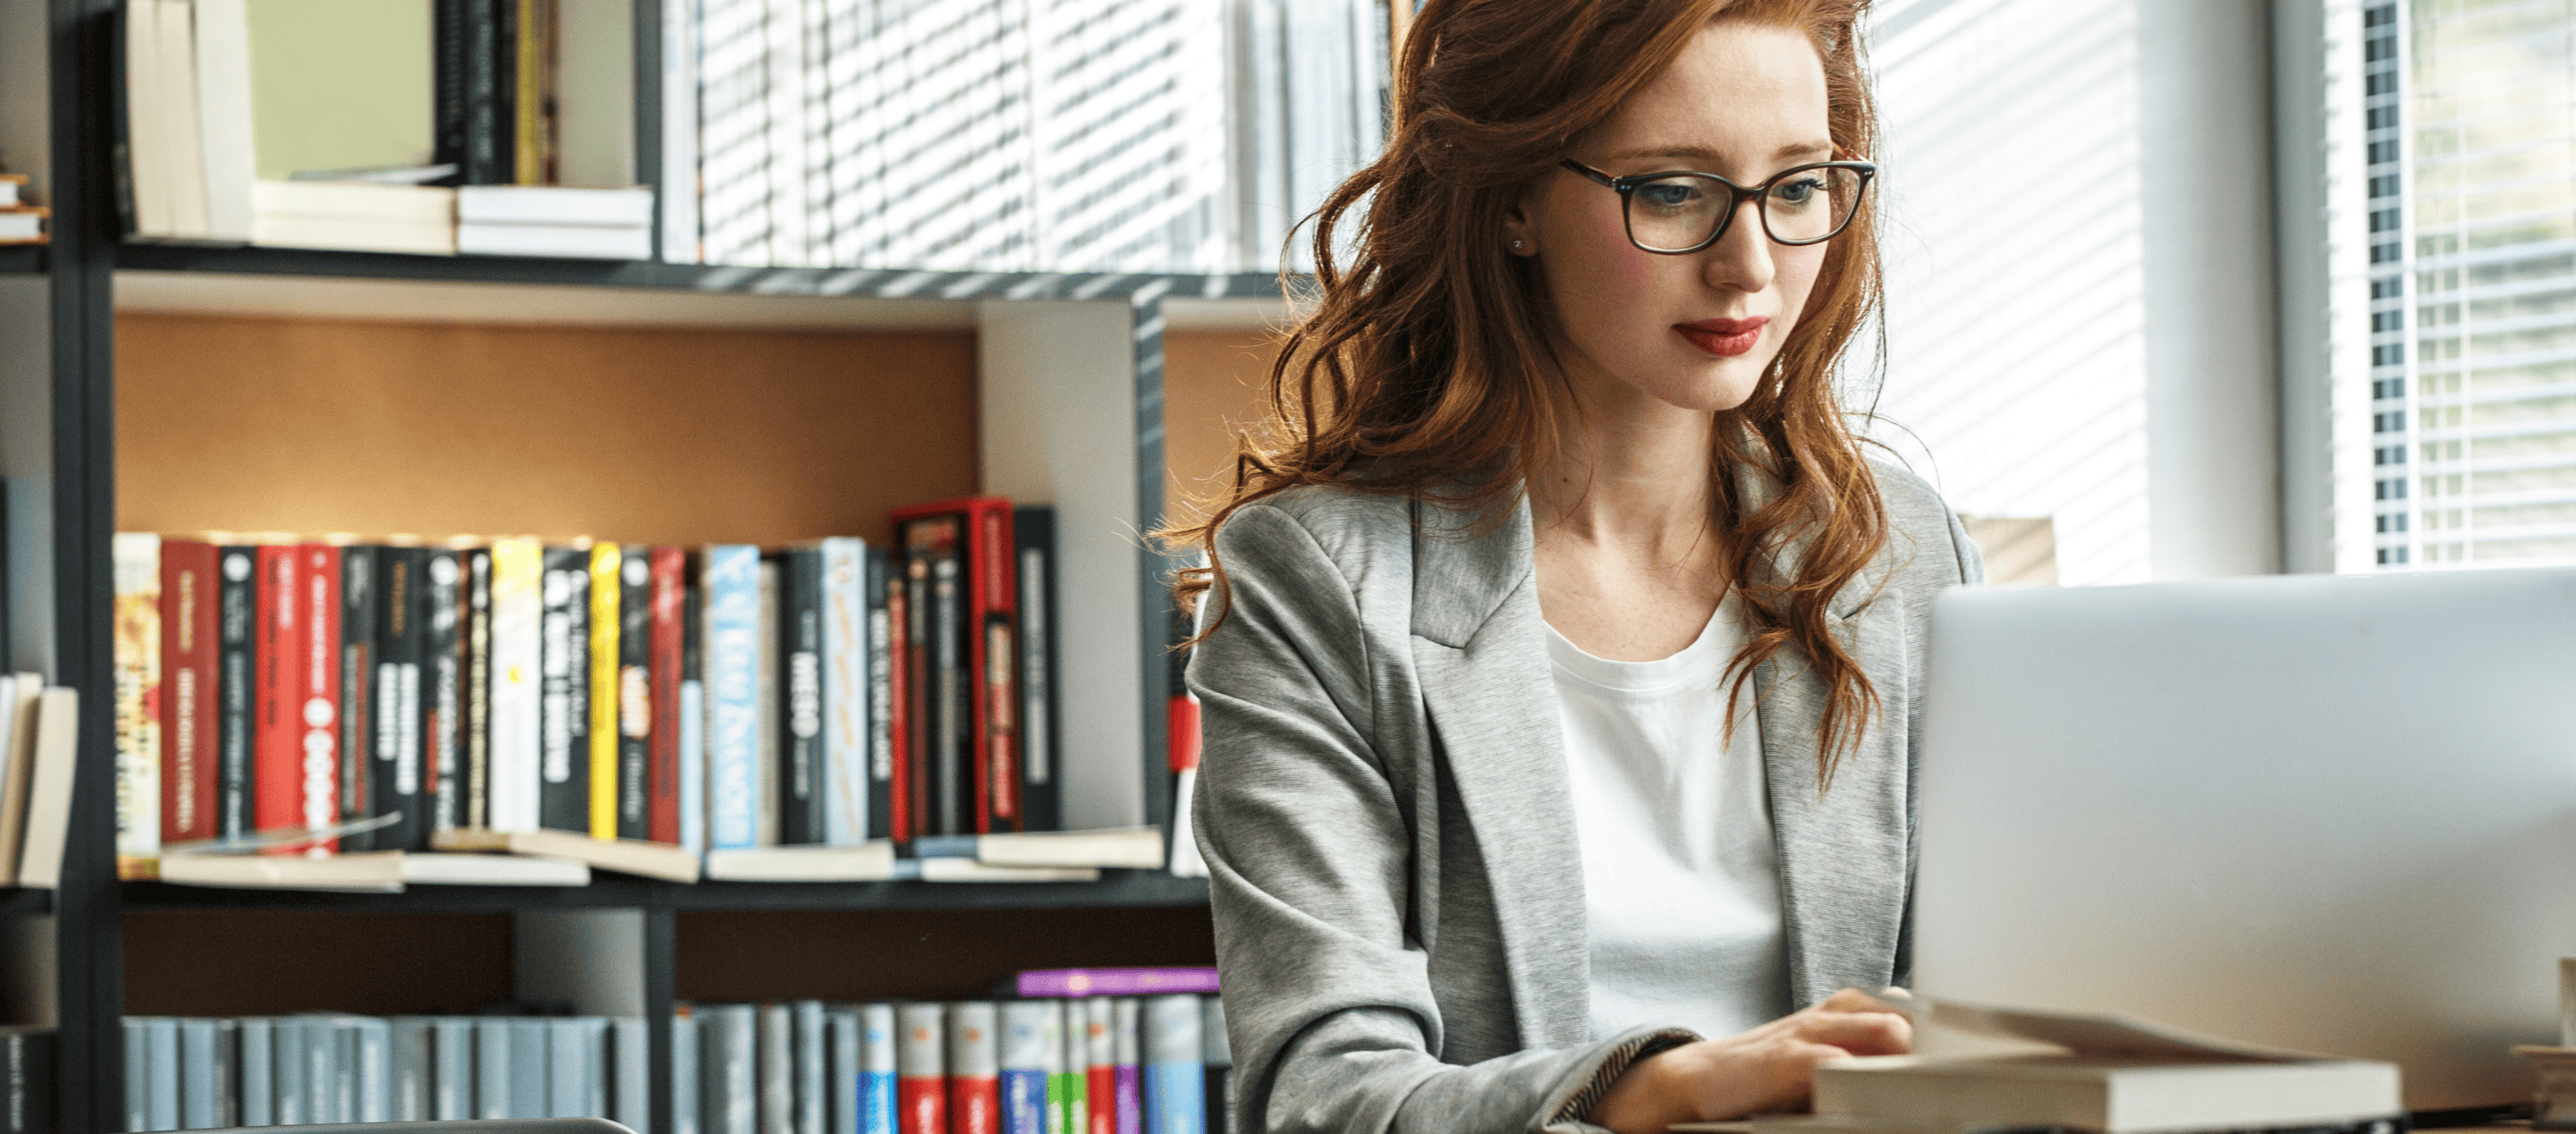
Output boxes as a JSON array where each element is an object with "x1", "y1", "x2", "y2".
[
  {"x1": 0, "y1": 1027, "x2": 53, "y2": 1134},
  {"x1": 462, "y1": 0, "x2": 514, "y2": 184},
  {"x1": 431, "y1": 0, "x2": 468, "y2": 180},
  {"x1": 927, "y1": 528, "x2": 968, "y2": 836},
  {"x1": 464, "y1": 547, "x2": 494, "y2": 830},
  {"x1": 902, "y1": 537, "x2": 936, "y2": 841},
  {"x1": 617, "y1": 548, "x2": 651, "y2": 841},
  {"x1": 1013, "y1": 507, "x2": 1060, "y2": 833},
  {"x1": 538, "y1": 546, "x2": 591, "y2": 834},
  {"x1": 864, "y1": 546, "x2": 894, "y2": 843},
  {"x1": 372, "y1": 546, "x2": 430, "y2": 851},
  {"x1": 777, "y1": 546, "x2": 826, "y2": 844},
  {"x1": 424, "y1": 546, "x2": 465, "y2": 833},
  {"x1": 339, "y1": 546, "x2": 380, "y2": 851},
  {"x1": 215, "y1": 545, "x2": 258, "y2": 840}
]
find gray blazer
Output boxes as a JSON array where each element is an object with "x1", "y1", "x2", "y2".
[{"x1": 1186, "y1": 460, "x2": 1984, "y2": 1134}]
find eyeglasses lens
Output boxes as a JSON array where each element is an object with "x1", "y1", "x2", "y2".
[{"x1": 1626, "y1": 166, "x2": 1865, "y2": 251}]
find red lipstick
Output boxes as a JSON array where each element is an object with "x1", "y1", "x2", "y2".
[{"x1": 1675, "y1": 317, "x2": 1769, "y2": 358}]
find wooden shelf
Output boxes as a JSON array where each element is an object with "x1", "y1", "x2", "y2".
[{"x1": 121, "y1": 872, "x2": 1208, "y2": 914}]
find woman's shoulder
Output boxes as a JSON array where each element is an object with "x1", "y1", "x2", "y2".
[
  {"x1": 1214, "y1": 482, "x2": 1419, "y2": 570},
  {"x1": 1865, "y1": 455, "x2": 1982, "y2": 588}
]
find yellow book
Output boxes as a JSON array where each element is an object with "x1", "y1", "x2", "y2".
[{"x1": 588, "y1": 544, "x2": 621, "y2": 839}]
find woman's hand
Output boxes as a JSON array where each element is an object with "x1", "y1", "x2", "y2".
[{"x1": 1587, "y1": 988, "x2": 1914, "y2": 1134}]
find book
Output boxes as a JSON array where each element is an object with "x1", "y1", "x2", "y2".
[
  {"x1": 423, "y1": 546, "x2": 466, "y2": 833},
  {"x1": 0, "y1": 173, "x2": 23, "y2": 207},
  {"x1": 389, "y1": 1016, "x2": 431, "y2": 1121},
  {"x1": 458, "y1": 182, "x2": 656, "y2": 225},
  {"x1": 338, "y1": 545, "x2": 380, "y2": 851},
  {"x1": 510, "y1": 1017, "x2": 547, "y2": 1118},
  {"x1": 1200, "y1": 997, "x2": 1229, "y2": 1134},
  {"x1": 648, "y1": 546, "x2": 686, "y2": 843},
  {"x1": 297, "y1": 542, "x2": 346, "y2": 851},
  {"x1": 0, "y1": 677, "x2": 38, "y2": 883},
  {"x1": 1013, "y1": 507, "x2": 1058, "y2": 832},
  {"x1": 192, "y1": 0, "x2": 256, "y2": 240},
  {"x1": 462, "y1": 0, "x2": 512, "y2": 184},
  {"x1": 821, "y1": 537, "x2": 869, "y2": 845},
  {"x1": 158, "y1": 538, "x2": 220, "y2": 846},
  {"x1": 473, "y1": 1017, "x2": 510, "y2": 1120},
  {"x1": 249, "y1": 182, "x2": 459, "y2": 254},
  {"x1": 141, "y1": 1015, "x2": 178, "y2": 1132},
  {"x1": 759, "y1": 1003, "x2": 793, "y2": 1134},
  {"x1": 431, "y1": 825, "x2": 701, "y2": 882},
  {"x1": 1053, "y1": 1001, "x2": 1086, "y2": 1134},
  {"x1": 0, "y1": 208, "x2": 44, "y2": 244},
  {"x1": 864, "y1": 547, "x2": 896, "y2": 845},
  {"x1": 682, "y1": 580, "x2": 708, "y2": 855},
  {"x1": 673, "y1": 1009, "x2": 699, "y2": 1134},
  {"x1": 884, "y1": 549, "x2": 912, "y2": 844},
  {"x1": 123, "y1": 0, "x2": 172, "y2": 237},
  {"x1": 1082, "y1": 998, "x2": 1113, "y2": 1134},
  {"x1": 830, "y1": 1006, "x2": 860, "y2": 1134},
  {"x1": 614, "y1": 1017, "x2": 648, "y2": 1132},
  {"x1": 1015, "y1": 969, "x2": 1219, "y2": 1000},
  {"x1": 1140, "y1": 996, "x2": 1201, "y2": 1134},
  {"x1": 589, "y1": 544, "x2": 623, "y2": 839},
  {"x1": 458, "y1": 221, "x2": 654, "y2": 259},
  {"x1": 0, "y1": 1028, "x2": 52, "y2": 1134},
  {"x1": 700, "y1": 841, "x2": 896, "y2": 883},
  {"x1": 778, "y1": 545, "x2": 826, "y2": 845},
  {"x1": 157, "y1": 848, "x2": 590, "y2": 892},
  {"x1": 948, "y1": 1002, "x2": 1000, "y2": 1134},
  {"x1": 216, "y1": 545, "x2": 257, "y2": 839},
  {"x1": 795, "y1": 1000, "x2": 826, "y2": 1134},
  {"x1": 13, "y1": 689, "x2": 80, "y2": 888},
  {"x1": 861, "y1": 1003, "x2": 898, "y2": 1134},
  {"x1": 704, "y1": 545, "x2": 761, "y2": 850},
  {"x1": 1000, "y1": 1002, "x2": 1051, "y2": 1134},
  {"x1": 758, "y1": 559, "x2": 780, "y2": 845},
  {"x1": 892, "y1": 498, "x2": 1019, "y2": 834},
  {"x1": 705, "y1": 1002, "x2": 758, "y2": 1134},
  {"x1": 897, "y1": 515, "x2": 961, "y2": 836},
  {"x1": 538, "y1": 545, "x2": 593, "y2": 834},
  {"x1": 113, "y1": 531, "x2": 163, "y2": 878},
  {"x1": 239, "y1": 1018, "x2": 273, "y2": 1127},
  {"x1": 913, "y1": 827, "x2": 1165, "y2": 870},
  {"x1": 1112, "y1": 999, "x2": 1140, "y2": 1134},
  {"x1": 617, "y1": 546, "x2": 651, "y2": 841},
  {"x1": 657, "y1": 0, "x2": 698, "y2": 263},
  {"x1": 896, "y1": 1003, "x2": 945, "y2": 1134},
  {"x1": 254, "y1": 543, "x2": 304, "y2": 843},
  {"x1": 374, "y1": 546, "x2": 433, "y2": 851}
]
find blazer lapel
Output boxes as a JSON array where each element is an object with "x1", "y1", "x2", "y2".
[
  {"x1": 1408, "y1": 495, "x2": 1592, "y2": 1052},
  {"x1": 1740, "y1": 461, "x2": 1914, "y2": 1006}
]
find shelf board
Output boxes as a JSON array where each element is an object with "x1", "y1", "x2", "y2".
[
  {"x1": 0, "y1": 244, "x2": 44, "y2": 274},
  {"x1": 121, "y1": 871, "x2": 1208, "y2": 914},
  {"x1": 0, "y1": 886, "x2": 55, "y2": 916}
]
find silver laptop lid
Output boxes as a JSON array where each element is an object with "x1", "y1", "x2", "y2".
[{"x1": 1912, "y1": 568, "x2": 2576, "y2": 1111}]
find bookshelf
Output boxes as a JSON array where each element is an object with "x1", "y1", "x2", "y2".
[{"x1": 0, "y1": 0, "x2": 1310, "y2": 1130}]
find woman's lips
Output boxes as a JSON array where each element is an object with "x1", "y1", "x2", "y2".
[{"x1": 1676, "y1": 317, "x2": 1769, "y2": 358}]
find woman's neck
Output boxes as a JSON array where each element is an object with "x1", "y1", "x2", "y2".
[{"x1": 1529, "y1": 379, "x2": 1723, "y2": 557}]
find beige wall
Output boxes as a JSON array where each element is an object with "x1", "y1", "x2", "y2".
[{"x1": 247, "y1": 0, "x2": 433, "y2": 179}]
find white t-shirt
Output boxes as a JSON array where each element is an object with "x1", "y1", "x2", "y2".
[{"x1": 1546, "y1": 595, "x2": 1792, "y2": 1042}]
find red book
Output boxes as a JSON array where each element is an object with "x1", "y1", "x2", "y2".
[
  {"x1": 889, "y1": 497, "x2": 1017, "y2": 834},
  {"x1": 884, "y1": 568, "x2": 911, "y2": 843},
  {"x1": 297, "y1": 543, "x2": 343, "y2": 851},
  {"x1": 253, "y1": 544, "x2": 304, "y2": 843},
  {"x1": 159, "y1": 539, "x2": 220, "y2": 844},
  {"x1": 646, "y1": 546, "x2": 684, "y2": 843}
]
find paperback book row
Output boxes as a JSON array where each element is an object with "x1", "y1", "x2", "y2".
[
  {"x1": 121, "y1": 1013, "x2": 648, "y2": 1131},
  {"x1": 0, "y1": 1028, "x2": 48, "y2": 1134},
  {"x1": 676, "y1": 994, "x2": 1229, "y2": 1134},
  {"x1": 122, "y1": 0, "x2": 655, "y2": 257},
  {"x1": 110, "y1": 497, "x2": 1071, "y2": 880}
]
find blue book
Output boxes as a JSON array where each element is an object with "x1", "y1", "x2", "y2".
[
  {"x1": 820, "y1": 537, "x2": 869, "y2": 844},
  {"x1": 237, "y1": 1019, "x2": 273, "y2": 1128},
  {"x1": 999, "y1": 1002, "x2": 1052, "y2": 1134},
  {"x1": 1140, "y1": 996, "x2": 1203, "y2": 1134},
  {"x1": 704, "y1": 545, "x2": 762, "y2": 850},
  {"x1": 860, "y1": 1003, "x2": 896, "y2": 1134}
]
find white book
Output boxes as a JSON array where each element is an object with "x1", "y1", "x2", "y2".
[
  {"x1": 14, "y1": 688, "x2": 80, "y2": 888},
  {"x1": 0, "y1": 213, "x2": 42, "y2": 242},
  {"x1": 911, "y1": 859, "x2": 1098, "y2": 884},
  {"x1": 248, "y1": 215, "x2": 459, "y2": 256},
  {"x1": 191, "y1": 0, "x2": 256, "y2": 241},
  {"x1": 430, "y1": 826, "x2": 701, "y2": 883},
  {"x1": 156, "y1": 0, "x2": 210, "y2": 238},
  {"x1": 156, "y1": 850, "x2": 590, "y2": 892},
  {"x1": 660, "y1": 0, "x2": 701, "y2": 262},
  {"x1": 250, "y1": 181, "x2": 457, "y2": 223},
  {"x1": 760, "y1": 0, "x2": 809, "y2": 266},
  {"x1": 672, "y1": 1010, "x2": 700, "y2": 1134},
  {"x1": 680, "y1": 675, "x2": 707, "y2": 855},
  {"x1": 547, "y1": 1019, "x2": 587, "y2": 1119},
  {"x1": 0, "y1": 674, "x2": 38, "y2": 882},
  {"x1": 352, "y1": 1016, "x2": 391, "y2": 1122},
  {"x1": 457, "y1": 184, "x2": 657, "y2": 226},
  {"x1": 819, "y1": 537, "x2": 867, "y2": 844},
  {"x1": 487, "y1": 538, "x2": 545, "y2": 832},
  {"x1": 701, "y1": 840, "x2": 894, "y2": 881},
  {"x1": 456, "y1": 222, "x2": 654, "y2": 260},
  {"x1": 916, "y1": 825, "x2": 1165, "y2": 869},
  {"x1": 125, "y1": 0, "x2": 173, "y2": 237}
]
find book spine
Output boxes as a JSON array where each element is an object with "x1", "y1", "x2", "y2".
[
  {"x1": 618, "y1": 548, "x2": 651, "y2": 841},
  {"x1": 899, "y1": 528, "x2": 936, "y2": 840},
  {"x1": 1013, "y1": 508, "x2": 1058, "y2": 832},
  {"x1": 473, "y1": 1018, "x2": 509, "y2": 1120},
  {"x1": 670, "y1": 1011, "x2": 699, "y2": 1134},
  {"x1": 865, "y1": 544, "x2": 896, "y2": 845},
  {"x1": 831, "y1": 1008, "x2": 860, "y2": 1134},
  {"x1": 932, "y1": 540, "x2": 962, "y2": 837},
  {"x1": 590, "y1": 544, "x2": 623, "y2": 840},
  {"x1": 780, "y1": 547, "x2": 825, "y2": 844},
  {"x1": 795, "y1": 1000, "x2": 826, "y2": 1134},
  {"x1": 466, "y1": 547, "x2": 497, "y2": 829},
  {"x1": 145, "y1": 1016, "x2": 178, "y2": 1133},
  {"x1": 510, "y1": 1018, "x2": 546, "y2": 1119},
  {"x1": 885, "y1": 550, "x2": 912, "y2": 845},
  {"x1": 389, "y1": 1018, "x2": 428, "y2": 1121},
  {"x1": 948, "y1": 1003, "x2": 999, "y2": 1134},
  {"x1": 999, "y1": 1002, "x2": 1051, "y2": 1134},
  {"x1": 758, "y1": 1003, "x2": 792, "y2": 1134},
  {"x1": 1053, "y1": 1000, "x2": 1085, "y2": 1134},
  {"x1": 714, "y1": 1004, "x2": 757, "y2": 1134},
  {"x1": 1111, "y1": 1000, "x2": 1140, "y2": 1134},
  {"x1": 159, "y1": 539, "x2": 218, "y2": 844},
  {"x1": 179, "y1": 1018, "x2": 216, "y2": 1130},
  {"x1": 681, "y1": 579, "x2": 707, "y2": 854},
  {"x1": 861, "y1": 1003, "x2": 897, "y2": 1134},
  {"x1": 355, "y1": 1017, "x2": 389, "y2": 1122},
  {"x1": 216, "y1": 546, "x2": 258, "y2": 840},
  {"x1": 254, "y1": 544, "x2": 304, "y2": 839},
  {"x1": 423, "y1": 548, "x2": 465, "y2": 832},
  {"x1": 464, "y1": 0, "x2": 507, "y2": 182},
  {"x1": 112, "y1": 532, "x2": 161, "y2": 878},
  {"x1": 894, "y1": 1003, "x2": 945, "y2": 1134},
  {"x1": 487, "y1": 538, "x2": 544, "y2": 832},
  {"x1": 299, "y1": 543, "x2": 345, "y2": 851},
  {"x1": 380, "y1": 547, "x2": 433, "y2": 850},
  {"x1": 1140, "y1": 997, "x2": 1201, "y2": 1134},
  {"x1": 512, "y1": 0, "x2": 546, "y2": 183},
  {"x1": 433, "y1": 0, "x2": 467, "y2": 173},
  {"x1": 758, "y1": 560, "x2": 779, "y2": 846},
  {"x1": 0, "y1": 1029, "x2": 51, "y2": 1134},
  {"x1": 538, "y1": 546, "x2": 592, "y2": 834},
  {"x1": 614, "y1": 1017, "x2": 648, "y2": 1134},
  {"x1": 966, "y1": 501, "x2": 1018, "y2": 834},
  {"x1": 338, "y1": 546, "x2": 377, "y2": 851},
  {"x1": 432, "y1": 1018, "x2": 471, "y2": 1121},
  {"x1": 704, "y1": 546, "x2": 761, "y2": 850},
  {"x1": 213, "y1": 1020, "x2": 238, "y2": 1129},
  {"x1": 648, "y1": 546, "x2": 686, "y2": 843},
  {"x1": 1082, "y1": 998, "x2": 1112, "y2": 1134},
  {"x1": 238, "y1": 1019, "x2": 271, "y2": 1127},
  {"x1": 822, "y1": 538, "x2": 867, "y2": 845},
  {"x1": 547, "y1": 1018, "x2": 584, "y2": 1119}
]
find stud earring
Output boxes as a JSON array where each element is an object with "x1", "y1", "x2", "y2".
[{"x1": 1511, "y1": 239, "x2": 1526, "y2": 252}]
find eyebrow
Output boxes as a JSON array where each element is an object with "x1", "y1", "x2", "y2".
[{"x1": 1599, "y1": 140, "x2": 1835, "y2": 165}]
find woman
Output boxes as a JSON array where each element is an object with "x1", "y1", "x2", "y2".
[{"x1": 1169, "y1": 1, "x2": 1981, "y2": 1131}]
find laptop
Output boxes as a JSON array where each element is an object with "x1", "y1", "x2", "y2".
[{"x1": 1911, "y1": 567, "x2": 2576, "y2": 1113}]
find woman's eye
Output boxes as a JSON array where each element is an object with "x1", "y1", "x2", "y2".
[
  {"x1": 1635, "y1": 181, "x2": 1704, "y2": 209},
  {"x1": 1772, "y1": 177, "x2": 1826, "y2": 207}
]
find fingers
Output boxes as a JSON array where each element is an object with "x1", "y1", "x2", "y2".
[{"x1": 1788, "y1": 1007, "x2": 1912, "y2": 1056}]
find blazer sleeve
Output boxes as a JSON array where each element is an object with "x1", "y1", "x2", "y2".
[{"x1": 1188, "y1": 503, "x2": 1697, "y2": 1134}]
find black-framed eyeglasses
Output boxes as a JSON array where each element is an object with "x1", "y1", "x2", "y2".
[{"x1": 1558, "y1": 158, "x2": 1877, "y2": 254}]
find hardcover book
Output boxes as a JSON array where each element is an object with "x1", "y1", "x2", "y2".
[
  {"x1": 253, "y1": 544, "x2": 304, "y2": 842},
  {"x1": 216, "y1": 544, "x2": 257, "y2": 839},
  {"x1": 864, "y1": 546, "x2": 896, "y2": 845},
  {"x1": 422, "y1": 546, "x2": 465, "y2": 833},
  {"x1": 778, "y1": 545, "x2": 826, "y2": 844},
  {"x1": 337, "y1": 546, "x2": 377, "y2": 851},
  {"x1": 538, "y1": 546, "x2": 592, "y2": 834},
  {"x1": 296, "y1": 543, "x2": 344, "y2": 851},
  {"x1": 487, "y1": 538, "x2": 544, "y2": 833},
  {"x1": 703, "y1": 545, "x2": 761, "y2": 850},
  {"x1": 1013, "y1": 507, "x2": 1058, "y2": 833},
  {"x1": 647, "y1": 546, "x2": 686, "y2": 843},
  {"x1": 589, "y1": 544, "x2": 625, "y2": 840},
  {"x1": 113, "y1": 532, "x2": 162, "y2": 877},
  {"x1": 158, "y1": 538, "x2": 219, "y2": 845},
  {"x1": 821, "y1": 537, "x2": 869, "y2": 845},
  {"x1": 370, "y1": 546, "x2": 432, "y2": 851},
  {"x1": 616, "y1": 546, "x2": 651, "y2": 841}
]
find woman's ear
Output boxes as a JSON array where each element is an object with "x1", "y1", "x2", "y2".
[{"x1": 1502, "y1": 183, "x2": 1542, "y2": 258}]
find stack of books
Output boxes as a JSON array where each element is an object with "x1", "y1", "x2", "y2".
[
  {"x1": 109, "y1": 500, "x2": 1174, "y2": 890},
  {"x1": 457, "y1": 184, "x2": 654, "y2": 260},
  {"x1": 0, "y1": 174, "x2": 44, "y2": 245}
]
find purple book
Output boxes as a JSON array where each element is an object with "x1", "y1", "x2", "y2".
[
  {"x1": 1016, "y1": 967, "x2": 1219, "y2": 998},
  {"x1": 1114, "y1": 998, "x2": 1143, "y2": 1134}
]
